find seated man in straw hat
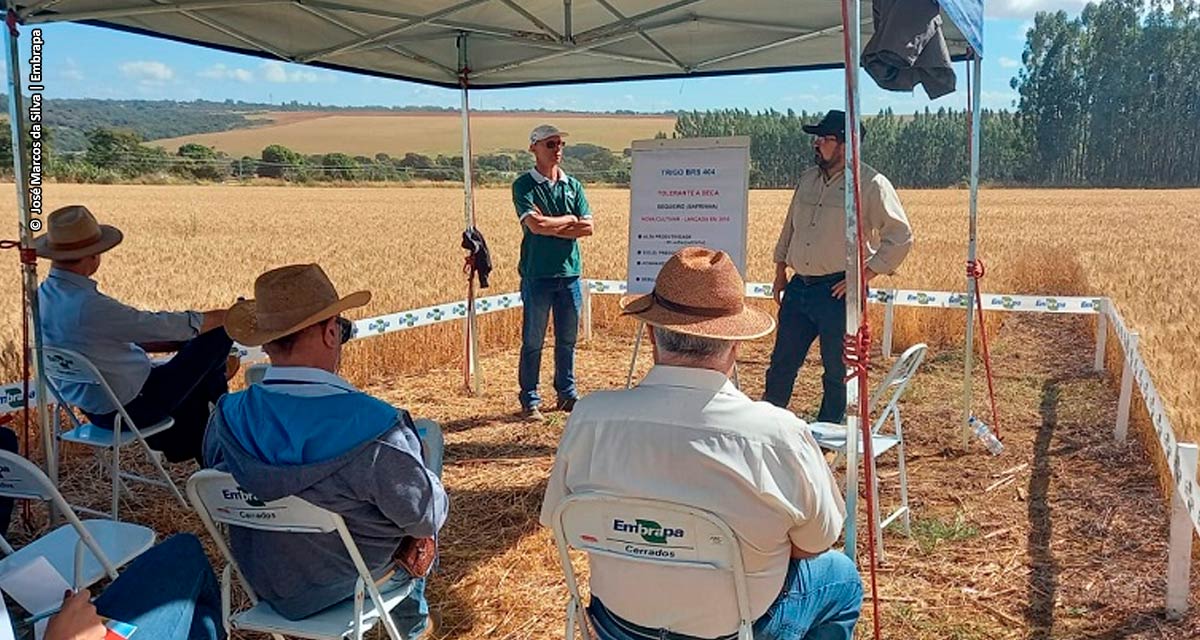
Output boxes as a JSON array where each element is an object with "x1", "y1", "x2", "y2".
[
  {"x1": 540, "y1": 247, "x2": 862, "y2": 640},
  {"x1": 204, "y1": 264, "x2": 447, "y2": 639},
  {"x1": 36, "y1": 205, "x2": 234, "y2": 464}
]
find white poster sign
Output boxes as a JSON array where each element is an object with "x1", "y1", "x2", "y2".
[{"x1": 627, "y1": 136, "x2": 750, "y2": 295}]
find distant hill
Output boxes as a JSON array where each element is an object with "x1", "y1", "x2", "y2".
[
  {"x1": 151, "y1": 111, "x2": 678, "y2": 157},
  {"x1": 0, "y1": 95, "x2": 674, "y2": 155}
]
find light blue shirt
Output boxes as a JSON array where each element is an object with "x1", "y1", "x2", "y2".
[{"x1": 38, "y1": 268, "x2": 202, "y2": 414}]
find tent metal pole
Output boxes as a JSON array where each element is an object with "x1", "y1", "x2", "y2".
[
  {"x1": 458, "y1": 33, "x2": 481, "y2": 396},
  {"x1": 962, "y1": 54, "x2": 982, "y2": 446},
  {"x1": 840, "y1": 0, "x2": 863, "y2": 564},
  {"x1": 4, "y1": 10, "x2": 55, "y2": 488}
]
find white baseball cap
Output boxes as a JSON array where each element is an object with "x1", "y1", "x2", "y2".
[{"x1": 530, "y1": 124, "x2": 568, "y2": 144}]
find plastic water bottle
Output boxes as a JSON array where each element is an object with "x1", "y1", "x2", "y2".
[{"x1": 970, "y1": 416, "x2": 1004, "y2": 455}]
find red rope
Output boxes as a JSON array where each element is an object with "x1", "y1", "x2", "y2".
[
  {"x1": 5, "y1": 10, "x2": 19, "y2": 38},
  {"x1": 837, "y1": 0, "x2": 882, "y2": 636},
  {"x1": 968, "y1": 259, "x2": 1002, "y2": 440}
]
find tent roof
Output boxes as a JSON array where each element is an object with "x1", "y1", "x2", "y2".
[{"x1": 18, "y1": 0, "x2": 982, "y2": 90}]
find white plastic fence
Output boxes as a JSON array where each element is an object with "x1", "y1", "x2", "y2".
[{"x1": 0, "y1": 278, "x2": 1193, "y2": 616}]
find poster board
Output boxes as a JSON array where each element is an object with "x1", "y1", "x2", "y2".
[{"x1": 626, "y1": 136, "x2": 751, "y2": 295}]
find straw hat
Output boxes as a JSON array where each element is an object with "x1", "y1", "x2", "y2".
[
  {"x1": 34, "y1": 205, "x2": 124, "y2": 260},
  {"x1": 226, "y1": 264, "x2": 371, "y2": 347},
  {"x1": 620, "y1": 247, "x2": 775, "y2": 340}
]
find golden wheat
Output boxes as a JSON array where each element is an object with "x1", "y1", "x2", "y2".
[{"x1": 0, "y1": 185, "x2": 1196, "y2": 446}]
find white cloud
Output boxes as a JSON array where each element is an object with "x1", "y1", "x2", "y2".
[
  {"x1": 118, "y1": 60, "x2": 174, "y2": 83},
  {"x1": 57, "y1": 57, "x2": 83, "y2": 81},
  {"x1": 260, "y1": 61, "x2": 323, "y2": 84},
  {"x1": 199, "y1": 63, "x2": 253, "y2": 83},
  {"x1": 998, "y1": 56, "x2": 1020, "y2": 69},
  {"x1": 986, "y1": 0, "x2": 1088, "y2": 19}
]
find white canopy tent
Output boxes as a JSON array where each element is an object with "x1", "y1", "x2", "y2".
[{"x1": 5, "y1": 1, "x2": 986, "y2": 635}]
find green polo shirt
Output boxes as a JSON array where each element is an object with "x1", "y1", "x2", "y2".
[{"x1": 512, "y1": 168, "x2": 592, "y2": 279}]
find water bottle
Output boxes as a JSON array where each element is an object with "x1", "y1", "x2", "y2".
[{"x1": 970, "y1": 416, "x2": 1004, "y2": 455}]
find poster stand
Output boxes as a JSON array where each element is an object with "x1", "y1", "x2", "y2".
[{"x1": 623, "y1": 136, "x2": 752, "y2": 388}]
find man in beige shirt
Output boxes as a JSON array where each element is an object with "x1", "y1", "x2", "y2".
[
  {"x1": 541, "y1": 247, "x2": 861, "y2": 639},
  {"x1": 764, "y1": 110, "x2": 912, "y2": 422}
]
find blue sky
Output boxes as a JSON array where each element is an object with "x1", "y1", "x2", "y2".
[{"x1": 5, "y1": 1, "x2": 1087, "y2": 114}]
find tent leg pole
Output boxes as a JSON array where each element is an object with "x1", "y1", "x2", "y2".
[
  {"x1": 962, "y1": 55, "x2": 983, "y2": 447},
  {"x1": 458, "y1": 33, "x2": 481, "y2": 396},
  {"x1": 4, "y1": 11, "x2": 54, "y2": 494}
]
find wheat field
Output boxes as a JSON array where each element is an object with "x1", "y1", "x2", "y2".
[
  {"x1": 151, "y1": 111, "x2": 677, "y2": 157},
  {"x1": 0, "y1": 184, "x2": 1196, "y2": 445}
]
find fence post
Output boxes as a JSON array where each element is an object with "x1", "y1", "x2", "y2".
[
  {"x1": 882, "y1": 289, "x2": 896, "y2": 359},
  {"x1": 581, "y1": 279, "x2": 593, "y2": 343},
  {"x1": 1093, "y1": 298, "x2": 1108, "y2": 372},
  {"x1": 1166, "y1": 442, "x2": 1198, "y2": 619},
  {"x1": 1114, "y1": 331, "x2": 1138, "y2": 444}
]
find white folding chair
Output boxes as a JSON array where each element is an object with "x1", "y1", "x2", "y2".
[
  {"x1": 0, "y1": 450, "x2": 155, "y2": 619},
  {"x1": 809, "y1": 342, "x2": 928, "y2": 561},
  {"x1": 551, "y1": 492, "x2": 754, "y2": 640},
  {"x1": 39, "y1": 346, "x2": 188, "y2": 521},
  {"x1": 244, "y1": 363, "x2": 269, "y2": 386},
  {"x1": 187, "y1": 469, "x2": 411, "y2": 640}
]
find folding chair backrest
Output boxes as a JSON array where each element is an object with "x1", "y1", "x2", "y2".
[
  {"x1": 187, "y1": 469, "x2": 403, "y2": 639},
  {"x1": 0, "y1": 450, "x2": 119, "y2": 580},
  {"x1": 552, "y1": 493, "x2": 753, "y2": 638},
  {"x1": 188, "y1": 469, "x2": 338, "y2": 534},
  {"x1": 39, "y1": 347, "x2": 126, "y2": 424},
  {"x1": 244, "y1": 363, "x2": 268, "y2": 386},
  {"x1": 0, "y1": 449, "x2": 65, "y2": 503},
  {"x1": 868, "y1": 343, "x2": 928, "y2": 434}
]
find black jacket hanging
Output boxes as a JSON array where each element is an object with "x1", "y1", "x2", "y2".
[{"x1": 461, "y1": 227, "x2": 492, "y2": 289}]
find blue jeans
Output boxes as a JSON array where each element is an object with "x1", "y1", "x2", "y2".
[
  {"x1": 519, "y1": 276, "x2": 582, "y2": 409},
  {"x1": 589, "y1": 552, "x2": 862, "y2": 640},
  {"x1": 380, "y1": 573, "x2": 429, "y2": 638},
  {"x1": 763, "y1": 274, "x2": 848, "y2": 423},
  {"x1": 94, "y1": 534, "x2": 225, "y2": 640}
]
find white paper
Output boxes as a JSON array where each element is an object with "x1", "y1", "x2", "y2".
[
  {"x1": 627, "y1": 137, "x2": 750, "y2": 295},
  {"x1": 0, "y1": 556, "x2": 70, "y2": 618},
  {"x1": 33, "y1": 618, "x2": 47, "y2": 640}
]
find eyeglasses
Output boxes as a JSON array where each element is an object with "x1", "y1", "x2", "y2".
[
  {"x1": 543, "y1": 140, "x2": 565, "y2": 150},
  {"x1": 813, "y1": 134, "x2": 840, "y2": 145},
  {"x1": 335, "y1": 317, "x2": 353, "y2": 344}
]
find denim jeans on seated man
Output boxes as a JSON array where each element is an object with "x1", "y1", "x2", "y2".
[
  {"x1": 90, "y1": 534, "x2": 226, "y2": 640},
  {"x1": 518, "y1": 275, "x2": 582, "y2": 410}
]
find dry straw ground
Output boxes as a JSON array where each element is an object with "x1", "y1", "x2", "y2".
[
  {"x1": 0, "y1": 185, "x2": 1197, "y2": 638},
  {"x1": 151, "y1": 111, "x2": 677, "y2": 157}
]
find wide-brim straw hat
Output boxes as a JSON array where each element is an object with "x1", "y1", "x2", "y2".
[
  {"x1": 620, "y1": 247, "x2": 775, "y2": 341},
  {"x1": 226, "y1": 264, "x2": 371, "y2": 346},
  {"x1": 34, "y1": 205, "x2": 124, "y2": 260}
]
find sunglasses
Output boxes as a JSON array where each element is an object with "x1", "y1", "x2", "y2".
[
  {"x1": 335, "y1": 317, "x2": 354, "y2": 344},
  {"x1": 542, "y1": 140, "x2": 565, "y2": 150}
]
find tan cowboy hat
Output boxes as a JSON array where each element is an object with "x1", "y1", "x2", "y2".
[
  {"x1": 226, "y1": 264, "x2": 371, "y2": 347},
  {"x1": 34, "y1": 205, "x2": 123, "y2": 260},
  {"x1": 620, "y1": 247, "x2": 775, "y2": 340}
]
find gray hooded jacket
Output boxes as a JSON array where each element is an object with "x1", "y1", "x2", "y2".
[{"x1": 203, "y1": 375, "x2": 448, "y2": 620}]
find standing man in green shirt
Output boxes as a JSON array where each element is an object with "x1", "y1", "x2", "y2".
[{"x1": 512, "y1": 125, "x2": 595, "y2": 421}]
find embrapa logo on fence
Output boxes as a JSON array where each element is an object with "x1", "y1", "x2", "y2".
[{"x1": 613, "y1": 518, "x2": 684, "y2": 544}]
